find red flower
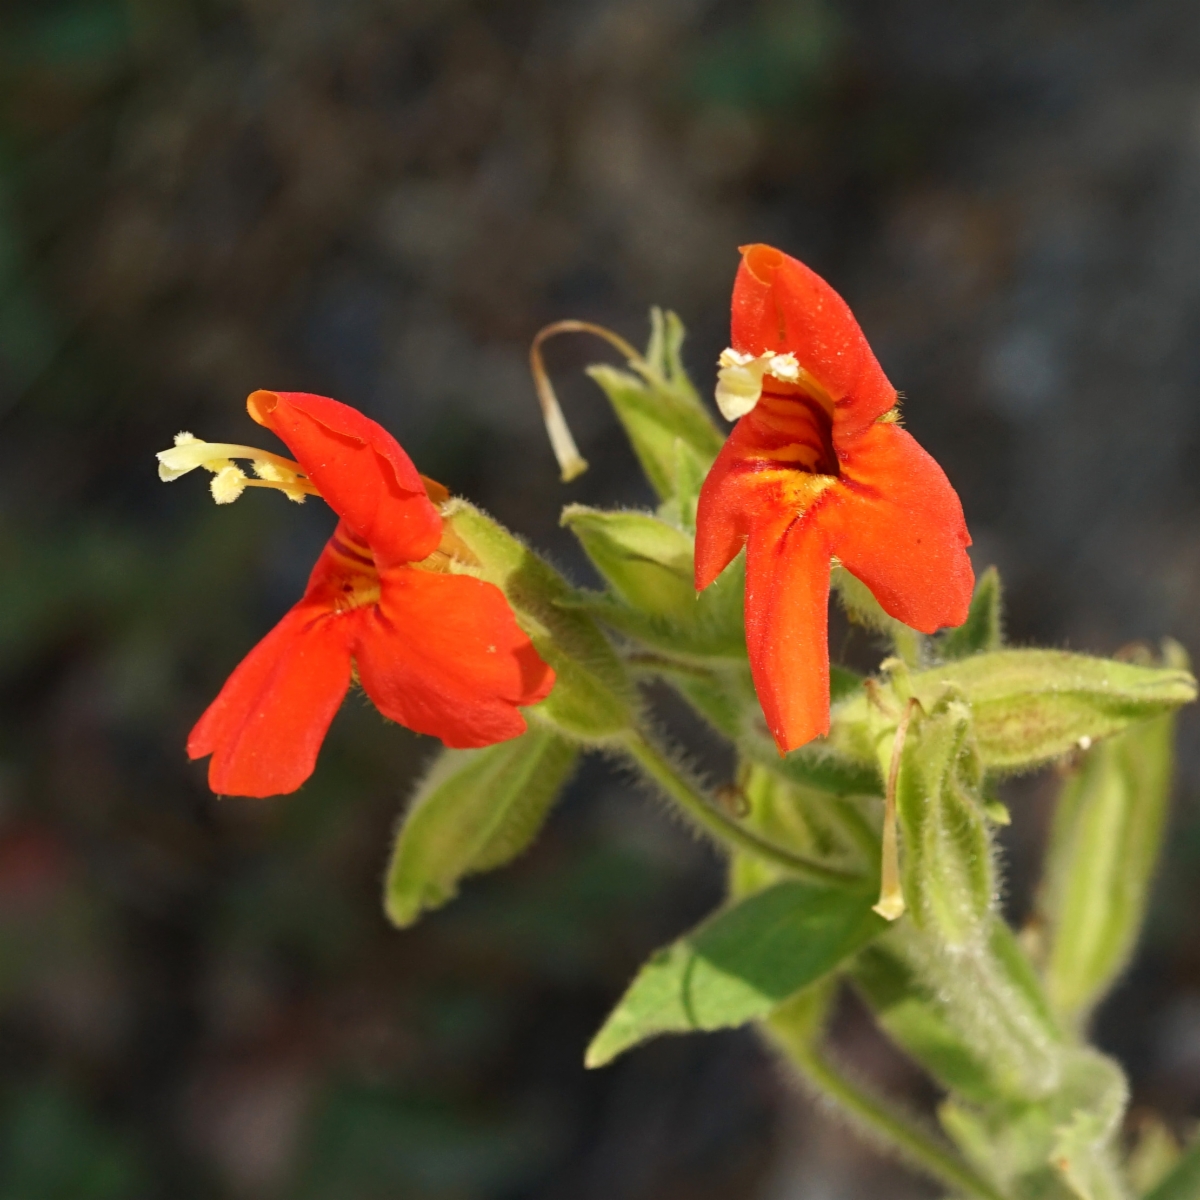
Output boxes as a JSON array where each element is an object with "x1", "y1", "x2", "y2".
[
  {"x1": 695, "y1": 245, "x2": 973, "y2": 754},
  {"x1": 168, "y1": 390, "x2": 555, "y2": 797}
]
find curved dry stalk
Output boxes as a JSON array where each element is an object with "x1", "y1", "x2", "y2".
[{"x1": 529, "y1": 320, "x2": 642, "y2": 482}]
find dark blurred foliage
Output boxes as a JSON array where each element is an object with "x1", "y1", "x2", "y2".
[{"x1": 3, "y1": 0, "x2": 1200, "y2": 1196}]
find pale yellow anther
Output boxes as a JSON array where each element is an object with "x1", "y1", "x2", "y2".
[
  {"x1": 210, "y1": 465, "x2": 248, "y2": 505},
  {"x1": 156, "y1": 435, "x2": 319, "y2": 504},
  {"x1": 714, "y1": 349, "x2": 802, "y2": 421},
  {"x1": 251, "y1": 459, "x2": 308, "y2": 503}
]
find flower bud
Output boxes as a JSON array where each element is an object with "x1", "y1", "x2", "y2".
[{"x1": 895, "y1": 698, "x2": 995, "y2": 951}]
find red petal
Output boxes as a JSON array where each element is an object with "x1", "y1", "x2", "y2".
[
  {"x1": 353, "y1": 568, "x2": 555, "y2": 748},
  {"x1": 247, "y1": 390, "x2": 441, "y2": 566},
  {"x1": 731, "y1": 245, "x2": 897, "y2": 438},
  {"x1": 823, "y1": 423, "x2": 974, "y2": 633},
  {"x1": 187, "y1": 603, "x2": 355, "y2": 797},
  {"x1": 694, "y1": 438, "x2": 758, "y2": 590},
  {"x1": 744, "y1": 509, "x2": 834, "y2": 754},
  {"x1": 695, "y1": 410, "x2": 835, "y2": 590}
]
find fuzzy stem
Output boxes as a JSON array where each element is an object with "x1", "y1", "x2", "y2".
[
  {"x1": 621, "y1": 728, "x2": 862, "y2": 888},
  {"x1": 770, "y1": 1029, "x2": 1009, "y2": 1200}
]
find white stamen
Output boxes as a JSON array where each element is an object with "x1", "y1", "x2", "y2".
[
  {"x1": 714, "y1": 349, "x2": 802, "y2": 421},
  {"x1": 156, "y1": 437, "x2": 318, "y2": 504}
]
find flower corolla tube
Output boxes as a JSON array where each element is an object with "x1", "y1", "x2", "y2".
[
  {"x1": 159, "y1": 390, "x2": 555, "y2": 797},
  {"x1": 696, "y1": 244, "x2": 974, "y2": 754}
]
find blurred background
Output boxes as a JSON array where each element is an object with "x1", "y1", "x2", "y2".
[{"x1": 3, "y1": 0, "x2": 1200, "y2": 1195}]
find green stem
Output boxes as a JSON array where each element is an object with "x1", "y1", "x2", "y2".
[
  {"x1": 775, "y1": 1034, "x2": 1008, "y2": 1200},
  {"x1": 621, "y1": 728, "x2": 862, "y2": 887}
]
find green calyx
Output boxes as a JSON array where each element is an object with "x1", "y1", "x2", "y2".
[
  {"x1": 440, "y1": 500, "x2": 635, "y2": 742},
  {"x1": 892, "y1": 697, "x2": 995, "y2": 950}
]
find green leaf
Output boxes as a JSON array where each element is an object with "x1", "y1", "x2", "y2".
[
  {"x1": 385, "y1": 728, "x2": 579, "y2": 928},
  {"x1": 771, "y1": 744, "x2": 882, "y2": 795},
  {"x1": 585, "y1": 881, "x2": 883, "y2": 1067},
  {"x1": 559, "y1": 511, "x2": 745, "y2": 659},
  {"x1": 1040, "y1": 648, "x2": 1185, "y2": 1022},
  {"x1": 585, "y1": 309, "x2": 723, "y2": 518},
  {"x1": 940, "y1": 566, "x2": 1003, "y2": 660},
  {"x1": 561, "y1": 506, "x2": 696, "y2": 618},
  {"x1": 829, "y1": 649, "x2": 1196, "y2": 771},
  {"x1": 566, "y1": 589, "x2": 747, "y2": 659}
]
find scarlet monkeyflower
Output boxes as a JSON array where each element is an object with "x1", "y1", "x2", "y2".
[
  {"x1": 695, "y1": 244, "x2": 974, "y2": 754},
  {"x1": 158, "y1": 390, "x2": 555, "y2": 798}
]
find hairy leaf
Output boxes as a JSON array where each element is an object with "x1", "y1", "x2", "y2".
[
  {"x1": 940, "y1": 566, "x2": 1003, "y2": 660},
  {"x1": 385, "y1": 728, "x2": 579, "y2": 928},
  {"x1": 1041, "y1": 651, "x2": 1183, "y2": 1022},
  {"x1": 585, "y1": 881, "x2": 883, "y2": 1067}
]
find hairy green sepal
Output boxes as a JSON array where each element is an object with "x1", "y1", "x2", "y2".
[{"x1": 385, "y1": 728, "x2": 578, "y2": 928}]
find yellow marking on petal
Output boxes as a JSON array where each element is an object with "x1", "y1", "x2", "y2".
[{"x1": 778, "y1": 470, "x2": 838, "y2": 514}]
